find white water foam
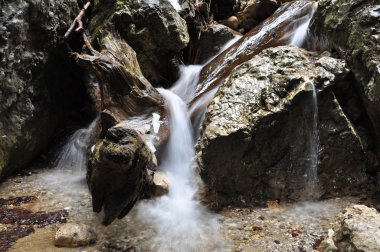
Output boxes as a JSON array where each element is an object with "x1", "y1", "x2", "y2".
[
  {"x1": 171, "y1": 65, "x2": 203, "y2": 104},
  {"x1": 290, "y1": 2, "x2": 317, "y2": 47},
  {"x1": 38, "y1": 117, "x2": 98, "y2": 198},
  {"x1": 168, "y1": 0, "x2": 181, "y2": 11},
  {"x1": 290, "y1": 17, "x2": 312, "y2": 47},
  {"x1": 137, "y1": 89, "x2": 222, "y2": 251}
]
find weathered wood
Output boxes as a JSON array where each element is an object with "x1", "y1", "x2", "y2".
[
  {"x1": 75, "y1": 32, "x2": 170, "y2": 225},
  {"x1": 64, "y1": 1, "x2": 91, "y2": 40},
  {"x1": 64, "y1": 2, "x2": 172, "y2": 222},
  {"x1": 75, "y1": 32, "x2": 165, "y2": 119}
]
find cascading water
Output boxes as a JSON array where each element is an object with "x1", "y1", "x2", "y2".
[
  {"x1": 135, "y1": 36, "x2": 250, "y2": 250},
  {"x1": 288, "y1": 3, "x2": 320, "y2": 199},
  {"x1": 171, "y1": 65, "x2": 203, "y2": 104},
  {"x1": 137, "y1": 89, "x2": 221, "y2": 251},
  {"x1": 304, "y1": 84, "x2": 320, "y2": 200},
  {"x1": 171, "y1": 35, "x2": 242, "y2": 105},
  {"x1": 290, "y1": 3, "x2": 317, "y2": 48},
  {"x1": 290, "y1": 17, "x2": 312, "y2": 47},
  {"x1": 39, "y1": 117, "x2": 98, "y2": 196},
  {"x1": 156, "y1": 89, "x2": 196, "y2": 195},
  {"x1": 168, "y1": 0, "x2": 181, "y2": 11},
  {"x1": 134, "y1": 5, "x2": 323, "y2": 249}
]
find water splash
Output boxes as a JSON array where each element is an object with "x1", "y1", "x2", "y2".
[
  {"x1": 39, "y1": 117, "x2": 98, "y2": 196},
  {"x1": 137, "y1": 89, "x2": 222, "y2": 251}
]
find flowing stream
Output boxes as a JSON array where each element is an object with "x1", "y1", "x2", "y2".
[
  {"x1": 290, "y1": 13, "x2": 313, "y2": 47},
  {"x1": 136, "y1": 89, "x2": 222, "y2": 251},
  {"x1": 0, "y1": 1, "x2": 330, "y2": 251}
]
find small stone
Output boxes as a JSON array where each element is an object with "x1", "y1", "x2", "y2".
[
  {"x1": 54, "y1": 223, "x2": 97, "y2": 248},
  {"x1": 228, "y1": 223, "x2": 244, "y2": 230},
  {"x1": 152, "y1": 171, "x2": 169, "y2": 196},
  {"x1": 291, "y1": 230, "x2": 302, "y2": 238},
  {"x1": 224, "y1": 16, "x2": 239, "y2": 30},
  {"x1": 333, "y1": 205, "x2": 380, "y2": 251}
]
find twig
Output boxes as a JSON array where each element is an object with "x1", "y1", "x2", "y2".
[
  {"x1": 82, "y1": 32, "x2": 98, "y2": 55},
  {"x1": 64, "y1": 1, "x2": 91, "y2": 40}
]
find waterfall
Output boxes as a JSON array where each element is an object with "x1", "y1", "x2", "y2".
[
  {"x1": 156, "y1": 88, "x2": 196, "y2": 199},
  {"x1": 168, "y1": 0, "x2": 181, "y2": 11},
  {"x1": 290, "y1": 18, "x2": 311, "y2": 47},
  {"x1": 39, "y1": 117, "x2": 98, "y2": 195},
  {"x1": 171, "y1": 65, "x2": 203, "y2": 104},
  {"x1": 171, "y1": 35, "x2": 241, "y2": 105},
  {"x1": 137, "y1": 89, "x2": 221, "y2": 251},
  {"x1": 304, "y1": 84, "x2": 319, "y2": 199},
  {"x1": 290, "y1": 2, "x2": 317, "y2": 47}
]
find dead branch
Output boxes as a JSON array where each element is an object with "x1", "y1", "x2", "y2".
[{"x1": 64, "y1": 1, "x2": 91, "y2": 40}]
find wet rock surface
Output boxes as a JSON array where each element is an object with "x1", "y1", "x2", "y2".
[
  {"x1": 0, "y1": 225, "x2": 35, "y2": 252},
  {"x1": 54, "y1": 223, "x2": 97, "y2": 248},
  {"x1": 0, "y1": 207, "x2": 67, "y2": 227},
  {"x1": 333, "y1": 204, "x2": 380, "y2": 252},
  {"x1": 0, "y1": 0, "x2": 91, "y2": 178},
  {"x1": 146, "y1": 170, "x2": 169, "y2": 197},
  {"x1": 197, "y1": 46, "x2": 370, "y2": 205}
]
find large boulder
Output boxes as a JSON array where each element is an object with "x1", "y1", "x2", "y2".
[
  {"x1": 333, "y1": 205, "x2": 380, "y2": 252},
  {"x1": 0, "y1": 0, "x2": 91, "y2": 177},
  {"x1": 197, "y1": 46, "x2": 370, "y2": 205},
  {"x1": 311, "y1": 0, "x2": 380, "y2": 164},
  {"x1": 90, "y1": 0, "x2": 190, "y2": 86}
]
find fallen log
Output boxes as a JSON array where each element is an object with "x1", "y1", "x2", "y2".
[{"x1": 71, "y1": 31, "x2": 168, "y2": 225}]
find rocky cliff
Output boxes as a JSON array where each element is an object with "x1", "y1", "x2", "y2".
[{"x1": 0, "y1": 0, "x2": 92, "y2": 177}]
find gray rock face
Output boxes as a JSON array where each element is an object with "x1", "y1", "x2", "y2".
[
  {"x1": 197, "y1": 46, "x2": 368, "y2": 205},
  {"x1": 311, "y1": 0, "x2": 380, "y2": 160},
  {"x1": 0, "y1": 0, "x2": 89, "y2": 177},
  {"x1": 90, "y1": 0, "x2": 190, "y2": 86},
  {"x1": 333, "y1": 205, "x2": 380, "y2": 252},
  {"x1": 54, "y1": 223, "x2": 97, "y2": 248}
]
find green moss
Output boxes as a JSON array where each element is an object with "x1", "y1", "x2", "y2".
[
  {"x1": 90, "y1": 8, "x2": 116, "y2": 37},
  {"x1": 93, "y1": 143, "x2": 103, "y2": 162},
  {"x1": 89, "y1": 0, "x2": 134, "y2": 38}
]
